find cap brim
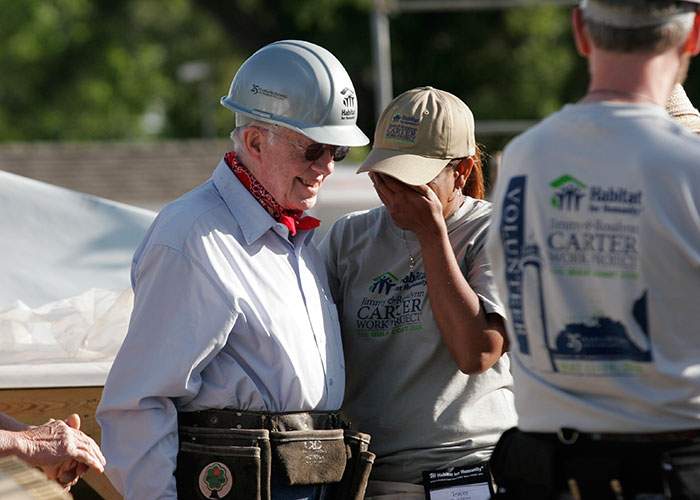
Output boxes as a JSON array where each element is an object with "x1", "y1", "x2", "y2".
[{"x1": 356, "y1": 148, "x2": 449, "y2": 186}]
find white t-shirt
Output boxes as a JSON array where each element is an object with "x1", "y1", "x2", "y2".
[
  {"x1": 486, "y1": 102, "x2": 700, "y2": 433},
  {"x1": 321, "y1": 198, "x2": 516, "y2": 484}
]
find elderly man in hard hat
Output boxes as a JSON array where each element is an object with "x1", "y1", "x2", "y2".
[
  {"x1": 97, "y1": 40, "x2": 371, "y2": 500},
  {"x1": 486, "y1": 0, "x2": 700, "y2": 498}
]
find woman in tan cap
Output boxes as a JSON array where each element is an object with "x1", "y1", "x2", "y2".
[
  {"x1": 320, "y1": 87, "x2": 516, "y2": 499},
  {"x1": 666, "y1": 83, "x2": 700, "y2": 134}
]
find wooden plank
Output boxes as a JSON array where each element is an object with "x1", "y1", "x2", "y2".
[
  {"x1": 0, "y1": 387, "x2": 121, "y2": 499},
  {"x1": 0, "y1": 456, "x2": 71, "y2": 499}
]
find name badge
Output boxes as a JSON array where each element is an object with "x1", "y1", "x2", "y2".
[{"x1": 422, "y1": 462, "x2": 494, "y2": 500}]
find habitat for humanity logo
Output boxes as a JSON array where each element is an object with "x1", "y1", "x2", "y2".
[
  {"x1": 385, "y1": 113, "x2": 420, "y2": 144},
  {"x1": 550, "y1": 175, "x2": 586, "y2": 211},
  {"x1": 340, "y1": 87, "x2": 356, "y2": 120},
  {"x1": 370, "y1": 272, "x2": 398, "y2": 295}
]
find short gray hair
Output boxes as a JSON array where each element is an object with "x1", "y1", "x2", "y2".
[
  {"x1": 229, "y1": 118, "x2": 275, "y2": 153},
  {"x1": 583, "y1": 0, "x2": 696, "y2": 53}
]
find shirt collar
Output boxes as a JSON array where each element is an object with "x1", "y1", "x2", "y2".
[
  {"x1": 212, "y1": 159, "x2": 278, "y2": 245},
  {"x1": 212, "y1": 159, "x2": 318, "y2": 247},
  {"x1": 223, "y1": 152, "x2": 320, "y2": 237}
]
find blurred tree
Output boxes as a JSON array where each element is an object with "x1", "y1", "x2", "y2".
[
  {"x1": 194, "y1": 1, "x2": 581, "y2": 151},
  {"x1": 1, "y1": 0, "x2": 696, "y2": 143},
  {"x1": 0, "y1": 0, "x2": 236, "y2": 141}
]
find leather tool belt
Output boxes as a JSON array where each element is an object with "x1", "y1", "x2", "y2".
[
  {"x1": 176, "y1": 409, "x2": 374, "y2": 500},
  {"x1": 490, "y1": 427, "x2": 700, "y2": 499}
]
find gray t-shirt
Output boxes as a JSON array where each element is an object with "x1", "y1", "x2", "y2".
[
  {"x1": 321, "y1": 198, "x2": 516, "y2": 484},
  {"x1": 486, "y1": 102, "x2": 700, "y2": 433}
]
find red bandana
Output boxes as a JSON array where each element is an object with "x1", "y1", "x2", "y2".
[{"x1": 224, "y1": 151, "x2": 320, "y2": 236}]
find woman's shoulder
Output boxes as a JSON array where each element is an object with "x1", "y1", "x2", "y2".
[
  {"x1": 448, "y1": 197, "x2": 493, "y2": 231},
  {"x1": 328, "y1": 205, "x2": 387, "y2": 236}
]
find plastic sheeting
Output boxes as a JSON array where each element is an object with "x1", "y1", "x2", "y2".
[{"x1": 0, "y1": 171, "x2": 154, "y2": 387}]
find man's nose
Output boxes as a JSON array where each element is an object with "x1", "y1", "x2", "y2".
[{"x1": 311, "y1": 147, "x2": 335, "y2": 176}]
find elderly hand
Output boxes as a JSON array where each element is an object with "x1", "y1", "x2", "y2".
[
  {"x1": 35, "y1": 414, "x2": 98, "y2": 490},
  {"x1": 370, "y1": 172, "x2": 445, "y2": 240},
  {"x1": 15, "y1": 413, "x2": 105, "y2": 485}
]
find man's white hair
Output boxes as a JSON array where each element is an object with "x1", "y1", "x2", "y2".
[{"x1": 229, "y1": 117, "x2": 277, "y2": 154}]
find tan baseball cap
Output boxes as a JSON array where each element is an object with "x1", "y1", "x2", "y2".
[
  {"x1": 356, "y1": 86, "x2": 476, "y2": 186},
  {"x1": 666, "y1": 84, "x2": 700, "y2": 135}
]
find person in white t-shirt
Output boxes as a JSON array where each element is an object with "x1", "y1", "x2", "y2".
[
  {"x1": 486, "y1": 1, "x2": 700, "y2": 498},
  {"x1": 321, "y1": 87, "x2": 516, "y2": 499}
]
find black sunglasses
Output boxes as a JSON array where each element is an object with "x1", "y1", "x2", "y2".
[
  {"x1": 303, "y1": 143, "x2": 350, "y2": 162},
  {"x1": 261, "y1": 126, "x2": 349, "y2": 162}
]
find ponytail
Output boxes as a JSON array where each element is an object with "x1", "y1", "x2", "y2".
[{"x1": 462, "y1": 144, "x2": 485, "y2": 199}]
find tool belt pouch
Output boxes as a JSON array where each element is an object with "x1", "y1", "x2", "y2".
[
  {"x1": 270, "y1": 429, "x2": 346, "y2": 486},
  {"x1": 329, "y1": 430, "x2": 373, "y2": 500},
  {"x1": 177, "y1": 426, "x2": 270, "y2": 500},
  {"x1": 489, "y1": 428, "x2": 557, "y2": 498},
  {"x1": 343, "y1": 450, "x2": 375, "y2": 500}
]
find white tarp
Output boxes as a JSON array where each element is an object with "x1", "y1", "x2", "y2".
[{"x1": 0, "y1": 171, "x2": 155, "y2": 387}]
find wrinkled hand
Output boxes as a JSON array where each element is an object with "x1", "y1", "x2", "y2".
[
  {"x1": 38, "y1": 414, "x2": 95, "y2": 489},
  {"x1": 370, "y1": 172, "x2": 445, "y2": 239},
  {"x1": 18, "y1": 413, "x2": 105, "y2": 487}
]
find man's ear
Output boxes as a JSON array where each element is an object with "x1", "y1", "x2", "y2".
[
  {"x1": 454, "y1": 157, "x2": 474, "y2": 191},
  {"x1": 572, "y1": 7, "x2": 591, "y2": 57},
  {"x1": 683, "y1": 13, "x2": 700, "y2": 56},
  {"x1": 241, "y1": 126, "x2": 265, "y2": 161}
]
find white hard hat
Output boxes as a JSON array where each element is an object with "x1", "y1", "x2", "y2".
[{"x1": 221, "y1": 40, "x2": 369, "y2": 147}]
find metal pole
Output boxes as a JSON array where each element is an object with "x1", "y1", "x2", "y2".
[{"x1": 370, "y1": 0, "x2": 394, "y2": 121}]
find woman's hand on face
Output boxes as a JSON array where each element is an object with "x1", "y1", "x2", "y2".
[{"x1": 370, "y1": 172, "x2": 445, "y2": 239}]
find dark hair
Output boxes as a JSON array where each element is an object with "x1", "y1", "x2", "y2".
[{"x1": 462, "y1": 144, "x2": 485, "y2": 199}]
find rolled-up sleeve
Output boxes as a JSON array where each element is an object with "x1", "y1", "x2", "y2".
[
  {"x1": 97, "y1": 244, "x2": 237, "y2": 499},
  {"x1": 465, "y1": 229, "x2": 507, "y2": 319}
]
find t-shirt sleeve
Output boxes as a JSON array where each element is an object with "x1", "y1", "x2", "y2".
[
  {"x1": 464, "y1": 223, "x2": 507, "y2": 319},
  {"x1": 318, "y1": 222, "x2": 343, "y2": 307}
]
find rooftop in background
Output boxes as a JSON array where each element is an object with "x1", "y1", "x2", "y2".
[
  {"x1": 0, "y1": 140, "x2": 231, "y2": 210},
  {"x1": 0, "y1": 140, "x2": 381, "y2": 237}
]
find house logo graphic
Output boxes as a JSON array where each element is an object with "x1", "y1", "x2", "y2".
[
  {"x1": 341, "y1": 87, "x2": 355, "y2": 108},
  {"x1": 550, "y1": 175, "x2": 586, "y2": 211},
  {"x1": 369, "y1": 272, "x2": 399, "y2": 295},
  {"x1": 340, "y1": 88, "x2": 356, "y2": 120}
]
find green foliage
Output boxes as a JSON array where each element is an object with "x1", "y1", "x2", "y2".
[
  {"x1": 2, "y1": 0, "x2": 696, "y2": 146},
  {"x1": 0, "y1": 0, "x2": 236, "y2": 141}
]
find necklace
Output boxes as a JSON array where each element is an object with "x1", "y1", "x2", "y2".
[
  {"x1": 402, "y1": 231, "x2": 418, "y2": 271},
  {"x1": 586, "y1": 88, "x2": 656, "y2": 104}
]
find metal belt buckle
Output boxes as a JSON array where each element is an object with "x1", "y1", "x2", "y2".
[{"x1": 557, "y1": 428, "x2": 580, "y2": 445}]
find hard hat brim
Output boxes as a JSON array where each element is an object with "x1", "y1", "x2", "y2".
[
  {"x1": 298, "y1": 124, "x2": 369, "y2": 147},
  {"x1": 222, "y1": 96, "x2": 369, "y2": 147}
]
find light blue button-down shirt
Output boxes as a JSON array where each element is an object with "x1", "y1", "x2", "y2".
[{"x1": 96, "y1": 160, "x2": 345, "y2": 499}]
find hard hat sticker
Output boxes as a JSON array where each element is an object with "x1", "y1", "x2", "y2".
[
  {"x1": 198, "y1": 462, "x2": 234, "y2": 498},
  {"x1": 341, "y1": 87, "x2": 357, "y2": 120},
  {"x1": 250, "y1": 84, "x2": 288, "y2": 101}
]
